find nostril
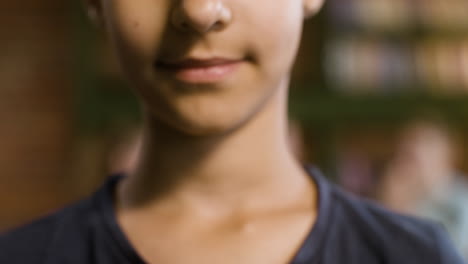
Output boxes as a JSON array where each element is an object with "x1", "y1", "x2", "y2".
[
  {"x1": 170, "y1": 1, "x2": 232, "y2": 34},
  {"x1": 212, "y1": 21, "x2": 224, "y2": 31}
]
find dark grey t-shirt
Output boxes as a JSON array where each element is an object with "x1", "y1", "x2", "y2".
[{"x1": 0, "y1": 168, "x2": 465, "y2": 263}]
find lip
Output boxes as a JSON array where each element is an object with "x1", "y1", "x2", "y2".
[{"x1": 155, "y1": 58, "x2": 244, "y2": 84}]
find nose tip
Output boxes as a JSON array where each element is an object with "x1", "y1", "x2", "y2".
[{"x1": 171, "y1": 0, "x2": 232, "y2": 34}]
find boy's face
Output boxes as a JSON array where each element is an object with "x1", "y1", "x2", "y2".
[{"x1": 89, "y1": 0, "x2": 323, "y2": 135}]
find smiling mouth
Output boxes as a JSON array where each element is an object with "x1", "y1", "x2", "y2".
[{"x1": 155, "y1": 58, "x2": 244, "y2": 84}]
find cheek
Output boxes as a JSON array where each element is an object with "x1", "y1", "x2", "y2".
[
  {"x1": 244, "y1": 1, "x2": 304, "y2": 80},
  {"x1": 104, "y1": 0, "x2": 169, "y2": 64}
]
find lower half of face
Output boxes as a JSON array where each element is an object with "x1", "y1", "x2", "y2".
[{"x1": 105, "y1": 0, "x2": 305, "y2": 136}]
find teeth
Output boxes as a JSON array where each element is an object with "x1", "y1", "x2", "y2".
[{"x1": 207, "y1": 66, "x2": 225, "y2": 75}]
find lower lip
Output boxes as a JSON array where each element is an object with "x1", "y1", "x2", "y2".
[{"x1": 159, "y1": 62, "x2": 242, "y2": 84}]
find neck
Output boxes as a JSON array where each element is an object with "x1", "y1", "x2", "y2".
[{"x1": 118, "y1": 81, "x2": 313, "y2": 212}]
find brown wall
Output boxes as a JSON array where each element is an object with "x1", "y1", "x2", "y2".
[{"x1": 0, "y1": 0, "x2": 74, "y2": 230}]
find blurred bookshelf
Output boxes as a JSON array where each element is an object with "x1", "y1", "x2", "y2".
[
  {"x1": 324, "y1": 0, "x2": 468, "y2": 94},
  {"x1": 288, "y1": 0, "x2": 468, "y2": 182}
]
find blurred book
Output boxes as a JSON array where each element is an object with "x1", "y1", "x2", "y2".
[{"x1": 326, "y1": 0, "x2": 468, "y2": 94}]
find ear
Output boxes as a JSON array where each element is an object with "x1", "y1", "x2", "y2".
[
  {"x1": 303, "y1": 0, "x2": 325, "y2": 18},
  {"x1": 83, "y1": 0, "x2": 104, "y2": 27}
]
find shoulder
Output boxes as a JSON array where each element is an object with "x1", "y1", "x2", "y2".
[
  {"x1": 327, "y1": 183, "x2": 465, "y2": 263},
  {"x1": 0, "y1": 198, "x2": 96, "y2": 263},
  {"x1": 0, "y1": 213, "x2": 62, "y2": 262}
]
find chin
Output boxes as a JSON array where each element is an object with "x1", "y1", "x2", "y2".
[
  {"x1": 173, "y1": 112, "x2": 247, "y2": 137},
  {"x1": 148, "y1": 103, "x2": 250, "y2": 137},
  {"x1": 141, "y1": 80, "x2": 269, "y2": 137},
  {"x1": 176, "y1": 123, "x2": 236, "y2": 137}
]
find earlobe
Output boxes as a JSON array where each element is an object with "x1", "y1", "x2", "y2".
[
  {"x1": 84, "y1": 0, "x2": 104, "y2": 27},
  {"x1": 303, "y1": 0, "x2": 325, "y2": 18}
]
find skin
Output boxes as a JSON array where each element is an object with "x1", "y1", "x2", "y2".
[{"x1": 85, "y1": 0, "x2": 324, "y2": 263}]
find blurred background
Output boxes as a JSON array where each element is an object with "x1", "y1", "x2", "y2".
[{"x1": 1, "y1": 0, "x2": 468, "y2": 259}]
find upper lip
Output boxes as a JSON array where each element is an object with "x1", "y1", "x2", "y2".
[{"x1": 156, "y1": 58, "x2": 243, "y2": 69}]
